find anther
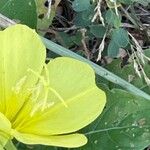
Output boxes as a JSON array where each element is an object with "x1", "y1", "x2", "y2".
[{"x1": 12, "y1": 76, "x2": 27, "y2": 94}]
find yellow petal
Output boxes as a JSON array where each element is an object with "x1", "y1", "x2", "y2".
[
  {"x1": 16, "y1": 57, "x2": 106, "y2": 135},
  {"x1": 0, "y1": 24, "x2": 46, "y2": 120},
  {"x1": 12, "y1": 129, "x2": 87, "y2": 148},
  {"x1": 0, "y1": 112, "x2": 11, "y2": 147}
]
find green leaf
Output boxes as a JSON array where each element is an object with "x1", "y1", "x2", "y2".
[
  {"x1": 90, "y1": 25, "x2": 106, "y2": 38},
  {"x1": 106, "y1": 59, "x2": 142, "y2": 86},
  {"x1": 74, "y1": 5, "x2": 94, "y2": 27},
  {"x1": 72, "y1": 0, "x2": 91, "y2": 12},
  {"x1": 106, "y1": 59, "x2": 134, "y2": 80},
  {"x1": 71, "y1": 31, "x2": 82, "y2": 45},
  {"x1": 107, "y1": 39, "x2": 120, "y2": 57},
  {"x1": 55, "y1": 32, "x2": 82, "y2": 48},
  {"x1": 112, "y1": 28, "x2": 129, "y2": 47},
  {"x1": 108, "y1": 28, "x2": 129, "y2": 57},
  {"x1": 35, "y1": 0, "x2": 59, "y2": 34},
  {"x1": 56, "y1": 32, "x2": 74, "y2": 48},
  {"x1": 0, "y1": 0, "x2": 37, "y2": 28},
  {"x1": 72, "y1": 88, "x2": 150, "y2": 150},
  {"x1": 106, "y1": 49, "x2": 150, "y2": 94},
  {"x1": 105, "y1": 9, "x2": 122, "y2": 28}
]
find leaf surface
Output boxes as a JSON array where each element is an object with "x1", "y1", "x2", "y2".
[{"x1": 0, "y1": 0, "x2": 37, "y2": 28}]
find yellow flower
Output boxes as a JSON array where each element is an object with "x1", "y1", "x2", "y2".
[{"x1": 0, "y1": 25, "x2": 106, "y2": 149}]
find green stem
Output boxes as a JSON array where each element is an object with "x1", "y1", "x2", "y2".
[{"x1": 41, "y1": 37, "x2": 150, "y2": 100}]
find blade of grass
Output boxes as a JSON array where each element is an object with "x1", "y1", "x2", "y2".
[
  {"x1": 0, "y1": 13, "x2": 16, "y2": 28},
  {"x1": 41, "y1": 37, "x2": 150, "y2": 100}
]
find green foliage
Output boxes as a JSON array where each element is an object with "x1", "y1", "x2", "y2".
[
  {"x1": 105, "y1": 9, "x2": 122, "y2": 28},
  {"x1": 72, "y1": 1, "x2": 130, "y2": 57},
  {"x1": 90, "y1": 25, "x2": 106, "y2": 38},
  {"x1": 0, "y1": 0, "x2": 37, "y2": 28},
  {"x1": 36, "y1": 0, "x2": 54, "y2": 32},
  {"x1": 54, "y1": 31, "x2": 82, "y2": 48},
  {"x1": 74, "y1": 88, "x2": 150, "y2": 150},
  {"x1": 74, "y1": 5, "x2": 95, "y2": 27},
  {"x1": 110, "y1": 28, "x2": 129, "y2": 48},
  {"x1": 35, "y1": 0, "x2": 60, "y2": 34},
  {"x1": 107, "y1": 28, "x2": 129, "y2": 57},
  {"x1": 72, "y1": 0, "x2": 91, "y2": 12},
  {"x1": 106, "y1": 49, "x2": 150, "y2": 94},
  {"x1": 0, "y1": 0, "x2": 59, "y2": 31}
]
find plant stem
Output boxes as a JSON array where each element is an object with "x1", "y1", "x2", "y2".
[{"x1": 42, "y1": 37, "x2": 150, "y2": 100}]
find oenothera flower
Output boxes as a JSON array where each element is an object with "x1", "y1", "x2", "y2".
[{"x1": 0, "y1": 24, "x2": 106, "y2": 149}]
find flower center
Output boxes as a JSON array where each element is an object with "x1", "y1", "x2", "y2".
[
  {"x1": 11, "y1": 65, "x2": 67, "y2": 130},
  {"x1": 27, "y1": 65, "x2": 67, "y2": 115}
]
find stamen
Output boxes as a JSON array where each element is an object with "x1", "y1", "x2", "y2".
[
  {"x1": 30, "y1": 101, "x2": 54, "y2": 117},
  {"x1": 43, "y1": 64, "x2": 50, "y2": 85},
  {"x1": 27, "y1": 66, "x2": 68, "y2": 116},
  {"x1": 27, "y1": 68, "x2": 49, "y2": 112},
  {"x1": 41, "y1": 87, "x2": 49, "y2": 111},
  {"x1": 29, "y1": 83, "x2": 42, "y2": 102},
  {"x1": 27, "y1": 68, "x2": 47, "y2": 86},
  {"x1": 12, "y1": 76, "x2": 27, "y2": 94},
  {"x1": 48, "y1": 87, "x2": 68, "y2": 108}
]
